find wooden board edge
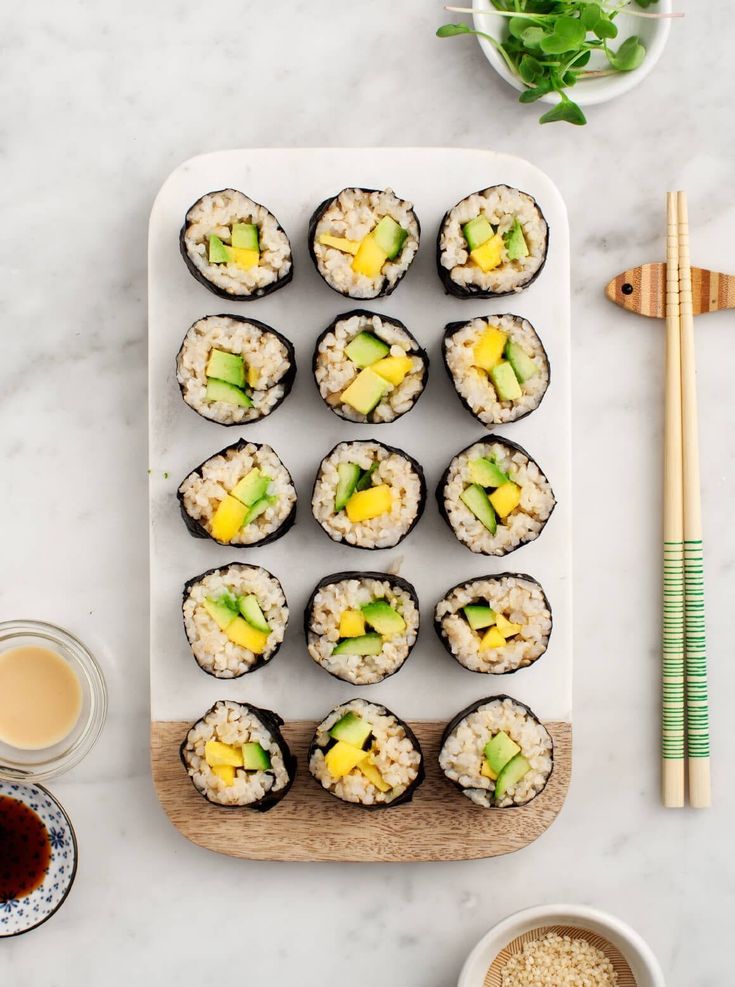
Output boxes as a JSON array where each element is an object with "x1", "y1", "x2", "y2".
[{"x1": 151, "y1": 719, "x2": 572, "y2": 862}]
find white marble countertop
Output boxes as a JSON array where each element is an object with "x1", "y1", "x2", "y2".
[{"x1": 2, "y1": 1, "x2": 733, "y2": 984}]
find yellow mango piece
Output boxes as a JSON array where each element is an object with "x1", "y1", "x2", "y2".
[
  {"x1": 211, "y1": 764, "x2": 236, "y2": 785},
  {"x1": 247, "y1": 364, "x2": 258, "y2": 387},
  {"x1": 324, "y1": 740, "x2": 370, "y2": 779},
  {"x1": 225, "y1": 616, "x2": 269, "y2": 654},
  {"x1": 473, "y1": 326, "x2": 508, "y2": 372},
  {"x1": 489, "y1": 481, "x2": 521, "y2": 519},
  {"x1": 228, "y1": 246, "x2": 259, "y2": 271},
  {"x1": 345, "y1": 484, "x2": 392, "y2": 523},
  {"x1": 480, "y1": 760, "x2": 498, "y2": 781},
  {"x1": 318, "y1": 233, "x2": 362, "y2": 255},
  {"x1": 339, "y1": 610, "x2": 366, "y2": 638},
  {"x1": 205, "y1": 740, "x2": 244, "y2": 768},
  {"x1": 352, "y1": 234, "x2": 388, "y2": 277},
  {"x1": 470, "y1": 233, "x2": 505, "y2": 273},
  {"x1": 479, "y1": 626, "x2": 506, "y2": 651},
  {"x1": 210, "y1": 494, "x2": 249, "y2": 542},
  {"x1": 359, "y1": 757, "x2": 391, "y2": 792},
  {"x1": 495, "y1": 613, "x2": 523, "y2": 637},
  {"x1": 371, "y1": 355, "x2": 413, "y2": 386}
]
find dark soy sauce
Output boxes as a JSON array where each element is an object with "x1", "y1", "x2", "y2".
[{"x1": 0, "y1": 795, "x2": 51, "y2": 900}]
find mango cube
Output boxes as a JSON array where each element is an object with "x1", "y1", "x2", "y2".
[
  {"x1": 225, "y1": 616, "x2": 269, "y2": 654},
  {"x1": 495, "y1": 613, "x2": 523, "y2": 637},
  {"x1": 205, "y1": 740, "x2": 244, "y2": 768},
  {"x1": 352, "y1": 234, "x2": 388, "y2": 277},
  {"x1": 359, "y1": 757, "x2": 391, "y2": 792},
  {"x1": 228, "y1": 246, "x2": 259, "y2": 271},
  {"x1": 371, "y1": 355, "x2": 413, "y2": 386},
  {"x1": 318, "y1": 233, "x2": 362, "y2": 255},
  {"x1": 210, "y1": 495, "x2": 249, "y2": 542},
  {"x1": 473, "y1": 327, "x2": 508, "y2": 372},
  {"x1": 470, "y1": 233, "x2": 504, "y2": 272},
  {"x1": 489, "y1": 482, "x2": 521, "y2": 519},
  {"x1": 324, "y1": 740, "x2": 370, "y2": 779},
  {"x1": 345, "y1": 484, "x2": 392, "y2": 523},
  {"x1": 479, "y1": 626, "x2": 506, "y2": 651},
  {"x1": 339, "y1": 610, "x2": 366, "y2": 638}
]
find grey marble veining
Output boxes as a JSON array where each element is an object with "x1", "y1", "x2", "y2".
[{"x1": 1, "y1": 1, "x2": 734, "y2": 984}]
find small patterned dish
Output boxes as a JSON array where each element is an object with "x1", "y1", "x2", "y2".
[{"x1": 0, "y1": 781, "x2": 78, "y2": 938}]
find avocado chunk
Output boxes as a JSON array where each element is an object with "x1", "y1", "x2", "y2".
[
  {"x1": 463, "y1": 216, "x2": 494, "y2": 251},
  {"x1": 231, "y1": 222, "x2": 259, "y2": 251},
  {"x1": 484, "y1": 731, "x2": 521, "y2": 776},
  {"x1": 469, "y1": 457, "x2": 509, "y2": 489},
  {"x1": 372, "y1": 216, "x2": 408, "y2": 259},
  {"x1": 355, "y1": 462, "x2": 377, "y2": 492},
  {"x1": 329, "y1": 711, "x2": 373, "y2": 748},
  {"x1": 332, "y1": 633, "x2": 383, "y2": 657},
  {"x1": 241, "y1": 741, "x2": 271, "y2": 771},
  {"x1": 202, "y1": 596, "x2": 237, "y2": 631},
  {"x1": 361, "y1": 600, "x2": 406, "y2": 636},
  {"x1": 340, "y1": 367, "x2": 391, "y2": 416},
  {"x1": 206, "y1": 349, "x2": 246, "y2": 388},
  {"x1": 231, "y1": 468, "x2": 270, "y2": 507},
  {"x1": 344, "y1": 331, "x2": 390, "y2": 368},
  {"x1": 494, "y1": 753, "x2": 531, "y2": 801},
  {"x1": 490, "y1": 361, "x2": 523, "y2": 402},
  {"x1": 462, "y1": 604, "x2": 496, "y2": 631},
  {"x1": 505, "y1": 340, "x2": 538, "y2": 383},
  {"x1": 460, "y1": 484, "x2": 497, "y2": 534},
  {"x1": 335, "y1": 462, "x2": 362, "y2": 511},
  {"x1": 244, "y1": 494, "x2": 276, "y2": 525},
  {"x1": 503, "y1": 218, "x2": 529, "y2": 261},
  {"x1": 238, "y1": 594, "x2": 270, "y2": 633},
  {"x1": 208, "y1": 234, "x2": 231, "y2": 264},
  {"x1": 205, "y1": 378, "x2": 253, "y2": 408}
]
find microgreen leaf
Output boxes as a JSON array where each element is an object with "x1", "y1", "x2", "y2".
[
  {"x1": 539, "y1": 16, "x2": 586, "y2": 53},
  {"x1": 594, "y1": 17, "x2": 618, "y2": 39},
  {"x1": 580, "y1": 4, "x2": 602, "y2": 30},
  {"x1": 606, "y1": 34, "x2": 646, "y2": 70},
  {"x1": 519, "y1": 84, "x2": 552, "y2": 103},
  {"x1": 436, "y1": 23, "x2": 471, "y2": 37},
  {"x1": 518, "y1": 53, "x2": 545, "y2": 84},
  {"x1": 539, "y1": 95, "x2": 587, "y2": 125}
]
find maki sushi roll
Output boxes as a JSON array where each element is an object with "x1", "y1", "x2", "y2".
[
  {"x1": 178, "y1": 439, "x2": 297, "y2": 547},
  {"x1": 179, "y1": 188, "x2": 293, "y2": 300},
  {"x1": 443, "y1": 315, "x2": 549, "y2": 426},
  {"x1": 437, "y1": 436, "x2": 555, "y2": 556},
  {"x1": 304, "y1": 571, "x2": 419, "y2": 685},
  {"x1": 437, "y1": 185, "x2": 548, "y2": 299},
  {"x1": 313, "y1": 310, "x2": 428, "y2": 424},
  {"x1": 180, "y1": 699, "x2": 296, "y2": 811},
  {"x1": 439, "y1": 696, "x2": 553, "y2": 808},
  {"x1": 308, "y1": 188, "x2": 420, "y2": 299},
  {"x1": 176, "y1": 315, "x2": 296, "y2": 426},
  {"x1": 312, "y1": 440, "x2": 426, "y2": 550},
  {"x1": 182, "y1": 563, "x2": 289, "y2": 678},
  {"x1": 308, "y1": 699, "x2": 424, "y2": 809},
  {"x1": 434, "y1": 573, "x2": 551, "y2": 674}
]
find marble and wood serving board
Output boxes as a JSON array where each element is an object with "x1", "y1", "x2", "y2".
[{"x1": 148, "y1": 148, "x2": 572, "y2": 861}]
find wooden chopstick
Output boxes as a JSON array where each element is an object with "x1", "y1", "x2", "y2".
[
  {"x1": 662, "y1": 192, "x2": 685, "y2": 807},
  {"x1": 677, "y1": 191, "x2": 712, "y2": 808}
]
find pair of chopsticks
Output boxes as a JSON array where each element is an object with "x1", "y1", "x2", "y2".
[{"x1": 661, "y1": 192, "x2": 711, "y2": 809}]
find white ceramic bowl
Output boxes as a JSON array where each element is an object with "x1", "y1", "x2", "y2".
[
  {"x1": 472, "y1": 0, "x2": 671, "y2": 107},
  {"x1": 458, "y1": 904, "x2": 665, "y2": 987}
]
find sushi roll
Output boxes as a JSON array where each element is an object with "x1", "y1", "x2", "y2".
[
  {"x1": 180, "y1": 700, "x2": 296, "y2": 811},
  {"x1": 312, "y1": 440, "x2": 426, "y2": 550},
  {"x1": 439, "y1": 696, "x2": 553, "y2": 808},
  {"x1": 176, "y1": 315, "x2": 296, "y2": 426},
  {"x1": 308, "y1": 699, "x2": 425, "y2": 809},
  {"x1": 304, "y1": 571, "x2": 419, "y2": 685},
  {"x1": 308, "y1": 187, "x2": 420, "y2": 299},
  {"x1": 313, "y1": 310, "x2": 428, "y2": 424},
  {"x1": 179, "y1": 188, "x2": 293, "y2": 301},
  {"x1": 436, "y1": 185, "x2": 549, "y2": 299},
  {"x1": 182, "y1": 563, "x2": 289, "y2": 679},
  {"x1": 434, "y1": 573, "x2": 551, "y2": 674},
  {"x1": 437, "y1": 436, "x2": 555, "y2": 556},
  {"x1": 443, "y1": 315, "x2": 549, "y2": 426},
  {"x1": 178, "y1": 438, "x2": 297, "y2": 548}
]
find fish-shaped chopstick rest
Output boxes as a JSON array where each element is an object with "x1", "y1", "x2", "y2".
[{"x1": 606, "y1": 264, "x2": 735, "y2": 318}]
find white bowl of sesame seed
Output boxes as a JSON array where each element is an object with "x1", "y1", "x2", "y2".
[{"x1": 458, "y1": 904, "x2": 665, "y2": 987}]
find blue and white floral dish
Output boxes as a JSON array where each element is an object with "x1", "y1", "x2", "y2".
[{"x1": 0, "y1": 781, "x2": 78, "y2": 937}]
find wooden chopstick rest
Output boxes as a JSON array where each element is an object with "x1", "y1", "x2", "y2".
[{"x1": 605, "y1": 263, "x2": 735, "y2": 318}]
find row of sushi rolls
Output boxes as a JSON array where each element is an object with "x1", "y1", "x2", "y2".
[{"x1": 176, "y1": 184, "x2": 556, "y2": 813}]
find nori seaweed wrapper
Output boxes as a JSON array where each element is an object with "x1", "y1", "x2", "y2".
[
  {"x1": 177, "y1": 437, "x2": 297, "y2": 548},
  {"x1": 435, "y1": 185, "x2": 549, "y2": 299},
  {"x1": 180, "y1": 700, "x2": 297, "y2": 812},
  {"x1": 312, "y1": 309, "x2": 429, "y2": 424},
  {"x1": 303, "y1": 570, "x2": 420, "y2": 684},
  {"x1": 175, "y1": 314, "x2": 297, "y2": 427},
  {"x1": 179, "y1": 189, "x2": 293, "y2": 301},
  {"x1": 439, "y1": 695, "x2": 554, "y2": 808},
  {"x1": 182, "y1": 562, "x2": 289, "y2": 678},
  {"x1": 308, "y1": 700, "x2": 426, "y2": 810},
  {"x1": 307, "y1": 189, "x2": 420, "y2": 299},
  {"x1": 433, "y1": 572, "x2": 552, "y2": 675}
]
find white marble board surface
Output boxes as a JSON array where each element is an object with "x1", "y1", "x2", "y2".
[{"x1": 148, "y1": 147, "x2": 571, "y2": 725}]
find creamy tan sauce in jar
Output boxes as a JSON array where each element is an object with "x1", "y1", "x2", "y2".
[{"x1": 0, "y1": 645, "x2": 82, "y2": 749}]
